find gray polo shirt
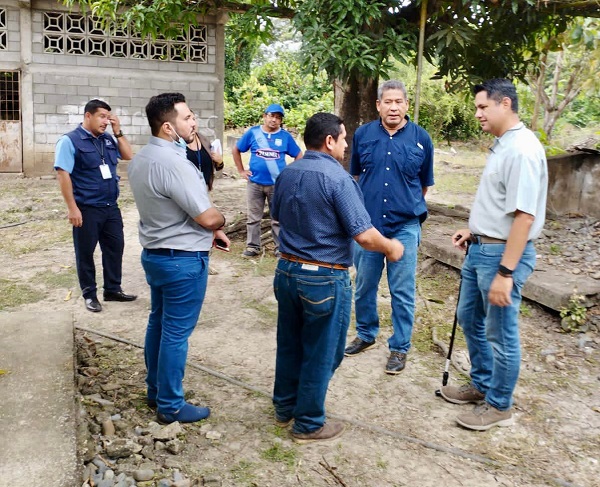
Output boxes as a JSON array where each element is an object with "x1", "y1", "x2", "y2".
[
  {"x1": 128, "y1": 136, "x2": 213, "y2": 251},
  {"x1": 470, "y1": 123, "x2": 547, "y2": 240}
]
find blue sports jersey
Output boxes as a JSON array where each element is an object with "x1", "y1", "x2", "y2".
[{"x1": 236, "y1": 126, "x2": 301, "y2": 185}]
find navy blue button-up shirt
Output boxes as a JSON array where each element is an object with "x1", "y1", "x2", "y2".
[
  {"x1": 350, "y1": 117, "x2": 434, "y2": 237},
  {"x1": 272, "y1": 150, "x2": 372, "y2": 267}
]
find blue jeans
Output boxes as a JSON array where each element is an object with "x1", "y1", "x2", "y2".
[
  {"x1": 457, "y1": 241, "x2": 536, "y2": 411},
  {"x1": 141, "y1": 249, "x2": 209, "y2": 414},
  {"x1": 272, "y1": 259, "x2": 352, "y2": 434},
  {"x1": 353, "y1": 219, "x2": 420, "y2": 353}
]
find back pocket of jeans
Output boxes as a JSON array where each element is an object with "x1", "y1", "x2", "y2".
[{"x1": 297, "y1": 279, "x2": 335, "y2": 317}]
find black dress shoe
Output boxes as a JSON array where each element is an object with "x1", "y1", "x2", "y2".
[
  {"x1": 344, "y1": 337, "x2": 376, "y2": 356},
  {"x1": 103, "y1": 290, "x2": 137, "y2": 302},
  {"x1": 385, "y1": 351, "x2": 407, "y2": 375},
  {"x1": 85, "y1": 297, "x2": 102, "y2": 312}
]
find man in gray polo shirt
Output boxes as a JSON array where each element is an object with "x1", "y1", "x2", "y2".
[
  {"x1": 440, "y1": 79, "x2": 547, "y2": 431},
  {"x1": 128, "y1": 93, "x2": 229, "y2": 425}
]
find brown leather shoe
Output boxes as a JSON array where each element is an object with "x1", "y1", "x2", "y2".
[
  {"x1": 291, "y1": 421, "x2": 346, "y2": 444},
  {"x1": 385, "y1": 351, "x2": 407, "y2": 375}
]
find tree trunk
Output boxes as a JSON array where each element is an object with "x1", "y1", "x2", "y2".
[
  {"x1": 531, "y1": 52, "x2": 547, "y2": 131},
  {"x1": 334, "y1": 74, "x2": 379, "y2": 171}
]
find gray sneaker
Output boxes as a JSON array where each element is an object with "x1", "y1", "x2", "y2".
[
  {"x1": 242, "y1": 246, "x2": 261, "y2": 257},
  {"x1": 456, "y1": 402, "x2": 514, "y2": 431},
  {"x1": 440, "y1": 383, "x2": 485, "y2": 405},
  {"x1": 291, "y1": 421, "x2": 346, "y2": 444}
]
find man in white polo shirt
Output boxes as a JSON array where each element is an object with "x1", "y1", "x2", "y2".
[{"x1": 441, "y1": 78, "x2": 548, "y2": 431}]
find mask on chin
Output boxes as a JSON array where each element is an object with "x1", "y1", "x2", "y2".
[{"x1": 168, "y1": 124, "x2": 187, "y2": 149}]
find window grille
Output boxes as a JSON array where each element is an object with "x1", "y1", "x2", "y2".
[
  {"x1": 0, "y1": 9, "x2": 7, "y2": 50},
  {"x1": 0, "y1": 71, "x2": 20, "y2": 121},
  {"x1": 42, "y1": 11, "x2": 207, "y2": 63}
]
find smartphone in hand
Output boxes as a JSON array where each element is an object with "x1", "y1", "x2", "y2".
[{"x1": 214, "y1": 238, "x2": 230, "y2": 252}]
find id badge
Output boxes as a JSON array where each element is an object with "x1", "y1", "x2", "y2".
[{"x1": 100, "y1": 164, "x2": 112, "y2": 179}]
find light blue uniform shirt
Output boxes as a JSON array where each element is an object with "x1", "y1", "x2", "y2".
[{"x1": 470, "y1": 123, "x2": 548, "y2": 240}]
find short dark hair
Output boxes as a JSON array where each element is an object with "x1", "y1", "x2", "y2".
[
  {"x1": 145, "y1": 92, "x2": 187, "y2": 136},
  {"x1": 474, "y1": 78, "x2": 518, "y2": 113},
  {"x1": 304, "y1": 112, "x2": 344, "y2": 150},
  {"x1": 84, "y1": 99, "x2": 111, "y2": 115}
]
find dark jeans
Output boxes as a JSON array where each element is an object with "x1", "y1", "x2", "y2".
[
  {"x1": 73, "y1": 205, "x2": 124, "y2": 299},
  {"x1": 272, "y1": 259, "x2": 352, "y2": 434},
  {"x1": 141, "y1": 249, "x2": 209, "y2": 413}
]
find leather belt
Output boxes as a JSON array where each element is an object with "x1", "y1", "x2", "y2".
[
  {"x1": 145, "y1": 248, "x2": 209, "y2": 257},
  {"x1": 280, "y1": 253, "x2": 348, "y2": 270},
  {"x1": 470, "y1": 234, "x2": 506, "y2": 244}
]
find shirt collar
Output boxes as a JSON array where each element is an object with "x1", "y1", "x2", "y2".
[
  {"x1": 491, "y1": 122, "x2": 525, "y2": 152},
  {"x1": 378, "y1": 115, "x2": 410, "y2": 134},
  {"x1": 149, "y1": 135, "x2": 187, "y2": 155},
  {"x1": 77, "y1": 123, "x2": 104, "y2": 140},
  {"x1": 303, "y1": 150, "x2": 341, "y2": 165}
]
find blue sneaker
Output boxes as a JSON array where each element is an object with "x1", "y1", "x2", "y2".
[{"x1": 157, "y1": 403, "x2": 211, "y2": 424}]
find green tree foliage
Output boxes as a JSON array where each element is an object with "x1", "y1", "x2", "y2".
[
  {"x1": 225, "y1": 51, "x2": 333, "y2": 131},
  {"x1": 224, "y1": 18, "x2": 259, "y2": 100},
  {"x1": 65, "y1": 0, "x2": 600, "y2": 139},
  {"x1": 525, "y1": 17, "x2": 600, "y2": 139}
]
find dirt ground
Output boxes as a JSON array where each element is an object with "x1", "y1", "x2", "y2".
[{"x1": 0, "y1": 169, "x2": 599, "y2": 487}]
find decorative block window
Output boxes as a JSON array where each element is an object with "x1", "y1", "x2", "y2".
[
  {"x1": 0, "y1": 9, "x2": 7, "y2": 50},
  {"x1": 42, "y1": 11, "x2": 208, "y2": 63}
]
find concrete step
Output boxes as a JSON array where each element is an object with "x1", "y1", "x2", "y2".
[
  {"x1": 0, "y1": 311, "x2": 78, "y2": 487},
  {"x1": 421, "y1": 218, "x2": 600, "y2": 312}
]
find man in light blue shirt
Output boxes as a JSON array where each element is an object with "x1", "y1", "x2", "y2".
[{"x1": 441, "y1": 79, "x2": 548, "y2": 431}]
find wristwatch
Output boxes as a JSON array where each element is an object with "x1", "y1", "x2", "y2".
[
  {"x1": 114, "y1": 130, "x2": 124, "y2": 138},
  {"x1": 498, "y1": 264, "x2": 514, "y2": 278}
]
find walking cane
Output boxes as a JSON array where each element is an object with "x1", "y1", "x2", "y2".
[{"x1": 435, "y1": 238, "x2": 469, "y2": 397}]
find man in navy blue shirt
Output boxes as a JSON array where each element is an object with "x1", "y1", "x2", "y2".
[
  {"x1": 271, "y1": 112, "x2": 404, "y2": 443},
  {"x1": 344, "y1": 80, "x2": 435, "y2": 375},
  {"x1": 55, "y1": 99, "x2": 136, "y2": 313}
]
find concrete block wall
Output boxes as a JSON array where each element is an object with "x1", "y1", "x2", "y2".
[{"x1": 0, "y1": 1, "x2": 225, "y2": 176}]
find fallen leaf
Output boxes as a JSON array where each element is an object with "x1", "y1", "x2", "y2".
[{"x1": 64, "y1": 289, "x2": 72, "y2": 301}]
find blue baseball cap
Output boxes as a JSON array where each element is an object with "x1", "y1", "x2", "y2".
[{"x1": 264, "y1": 104, "x2": 285, "y2": 117}]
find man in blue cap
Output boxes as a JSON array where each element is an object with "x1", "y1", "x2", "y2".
[{"x1": 233, "y1": 103, "x2": 303, "y2": 257}]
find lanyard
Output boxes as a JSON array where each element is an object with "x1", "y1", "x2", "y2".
[{"x1": 91, "y1": 137, "x2": 106, "y2": 164}]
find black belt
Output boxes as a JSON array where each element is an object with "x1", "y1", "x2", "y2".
[
  {"x1": 470, "y1": 234, "x2": 506, "y2": 244},
  {"x1": 145, "y1": 248, "x2": 209, "y2": 257}
]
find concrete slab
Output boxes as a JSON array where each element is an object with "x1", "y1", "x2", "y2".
[
  {"x1": 422, "y1": 212, "x2": 600, "y2": 311},
  {"x1": 0, "y1": 311, "x2": 78, "y2": 487}
]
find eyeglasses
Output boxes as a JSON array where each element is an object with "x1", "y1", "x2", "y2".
[{"x1": 265, "y1": 113, "x2": 283, "y2": 120}]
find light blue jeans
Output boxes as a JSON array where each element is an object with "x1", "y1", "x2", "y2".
[
  {"x1": 141, "y1": 249, "x2": 209, "y2": 414},
  {"x1": 273, "y1": 259, "x2": 352, "y2": 434},
  {"x1": 353, "y1": 219, "x2": 421, "y2": 353},
  {"x1": 457, "y1": 241, "x2": 536, "y2": 411}
]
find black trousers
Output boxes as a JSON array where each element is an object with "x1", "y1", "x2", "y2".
[{"x1": 73, "y1": 205, "x2": 124, "y2": 299}]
